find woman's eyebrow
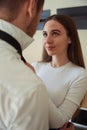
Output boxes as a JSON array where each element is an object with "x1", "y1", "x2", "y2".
[
  {"x1": 43, "y1": 31, "x2": 46, "y2": 33},
  {"x1": 43, "y1": 29, "x2": 61, "y2": 33},
  {"x1": 52, "y1": 29, "x2": 61, "y2": 33}
]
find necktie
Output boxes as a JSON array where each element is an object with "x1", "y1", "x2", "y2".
[{"x1": 0, "y1": 30, "x2": 26, "y2": 63}]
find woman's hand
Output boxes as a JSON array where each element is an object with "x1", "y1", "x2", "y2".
[
  {"x1": 60, "y1": 122, "x2": 75, "y2": 130},
  {"x1": 25, "y1": 62, "x2": 35, "y2": 73}
]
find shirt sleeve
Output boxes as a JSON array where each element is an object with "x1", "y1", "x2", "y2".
[
  {"x1": 49, "y1": 99, "x2": 78, "y2": 128},
  {"x1": 49, "y1": 71, "x2": 87, "y2": 129}
]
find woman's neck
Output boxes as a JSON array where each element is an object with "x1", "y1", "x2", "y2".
[{"x1": 51, "y1": 56, "x2": 70, "y2": 68}]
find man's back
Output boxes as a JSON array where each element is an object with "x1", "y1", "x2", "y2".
[{"x1": 0, "y1": 19, "x2": 49, "y2": 130}]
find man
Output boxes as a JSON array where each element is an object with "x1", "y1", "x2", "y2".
[
  {"x1": 0, "y1": 0, "x2": 74, "y2": 130},
  {"x1": 0, "y1": 0, "x2": 49, "y2": 130}
]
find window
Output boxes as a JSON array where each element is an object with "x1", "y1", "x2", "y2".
[
  {"x1": 57, "y1": 6, "x2": 87, "y2": 29},
  {"x1": 37, "y1": 10, "x2": 50, "y2": 30}
]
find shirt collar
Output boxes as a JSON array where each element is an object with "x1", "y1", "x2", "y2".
[{"x1": 0, "y1": 19, "x2": 34, "y2": 50}]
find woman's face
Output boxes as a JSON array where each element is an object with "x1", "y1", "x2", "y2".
[{"x1": 42, "y1": 20, "x2": 71, "y2": 57}]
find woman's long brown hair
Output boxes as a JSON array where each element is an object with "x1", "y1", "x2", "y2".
[{"x1": 41, "y1": 14, "x2": 85, "y2": 68}]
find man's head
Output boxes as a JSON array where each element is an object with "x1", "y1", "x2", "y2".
[{"x1": 0, "y1": 0, "x2": 44, "y2": 36}]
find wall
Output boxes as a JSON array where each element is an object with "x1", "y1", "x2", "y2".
[{"x1": 23, "y1": 0, "x2": 87, "y2": 67}]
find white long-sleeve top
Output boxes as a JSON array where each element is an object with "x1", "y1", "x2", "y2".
[
  {"x1": 0, "y1": 19, "x2": 49, "y2": 130},
  {"x1": 32, "y1": 62, "x2": 87, "y2": 128}
]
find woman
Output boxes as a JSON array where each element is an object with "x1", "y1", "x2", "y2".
[{"x1": 32, "y1": 14, "x2": 87, "y2": 129}]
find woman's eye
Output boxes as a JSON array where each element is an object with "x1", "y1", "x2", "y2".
[
  {"x1": 43, "y1": 32, "x2": 47, "y2": 37},
  {"x1": 52, "y1": 32, "x2": 59, "y2": 37}
]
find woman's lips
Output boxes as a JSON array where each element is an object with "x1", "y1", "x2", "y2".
[{"x1": 46, "y1": 46, "x2": 55, "y2": 50}]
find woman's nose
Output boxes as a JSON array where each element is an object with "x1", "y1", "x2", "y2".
[{"x1": 46, "y1": 35, "x2": 53, "y2": 43}]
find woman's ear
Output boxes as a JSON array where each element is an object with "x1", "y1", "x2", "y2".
[
  {"x1": 68, "y1": 37, "x2": 71, "y2": 44},
  {"x1": 68, "y1": 41, "x2": 71, "y2": 44},
  {"x1": 27, "y1": 0, "x2": 38, "y2": 18}
]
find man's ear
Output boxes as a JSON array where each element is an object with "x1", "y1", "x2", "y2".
[{"x1": 27, "y1": 0, "x2": 38, "y2": 18}]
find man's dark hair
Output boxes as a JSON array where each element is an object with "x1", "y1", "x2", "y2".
[
  {"x1": 0, "y1": 0, "x2": 44, "y2": 21},
  {"x1": 0, "y1": 0, "x2": 27, "y2": 21},
  {"x1": 0, "y1": 0, "x2": 26, "y2": 13},
  {"x1": 37, "y1": 0, "x2": 44, "y2": 12}
]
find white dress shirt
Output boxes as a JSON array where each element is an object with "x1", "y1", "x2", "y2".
[{"x1": 0, "y1": 19, "x2": 49, "y2": 130}]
